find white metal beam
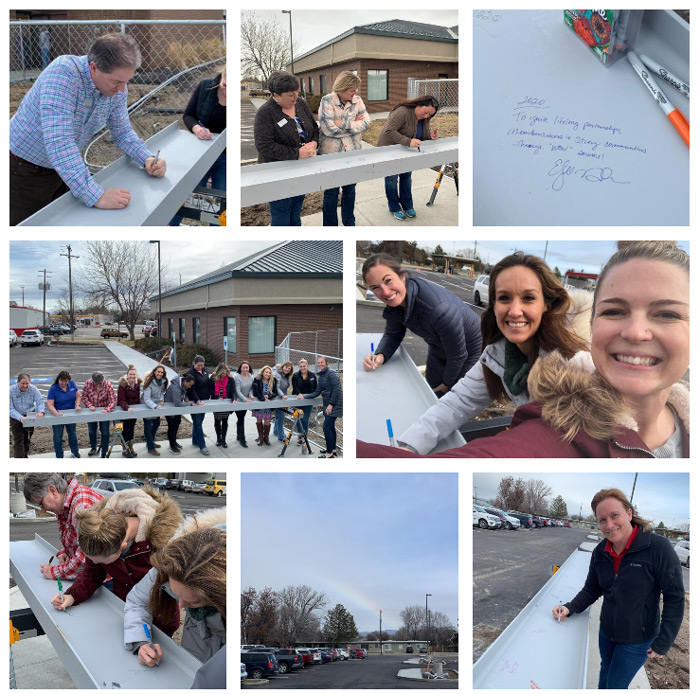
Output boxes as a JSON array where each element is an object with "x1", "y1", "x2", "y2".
[
  {"x1": 10, "y1": 534, "x2": 202, "y2": 689},
  {"x1": 241, "y1": 137, "x2": 459, "y2": 206},
  {"x1": 19, "y1": 122, "x2": 226, "y2": 226}
]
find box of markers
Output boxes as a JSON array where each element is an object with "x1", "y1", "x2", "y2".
[{"x1": 563, "y1": 10, "x2": 643, "y2": 66}]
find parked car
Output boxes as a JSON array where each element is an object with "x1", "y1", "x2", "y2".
[
  {"x1": 149, "y1": 326, "x2": 158, "y2": 337},
  {"x1": 294, "y1": 648, "x2": 313, "y2": 667},
  {"x1": 485, "y1": 507, "x2": 520, "y2": 530},
  {"x1": 473, "y1": 504, "x2": 502, "y2": 530},
  {"x1": 473, "y1": 274, "x2": 490, "y2": 306},
  {"x1": 318, "y1": 650, "x2": 333, "y2": 663},
  {"x1": 9, "y1": 329, "x2": 17, "y2": 346},
  {"x1": 38, "y1": 325, "x2": 62, "y2": 336},
  {"x1": 406, "y1": 646, "x2": 414, "y2": 653},
  {"x1": 674, "y1": 540, "x2": 690, "y2": 567},
  {"x1": 129, "y1": 478, "x2": 146, "y2": 486},
  {"x1": 20, "y1": 329, "x2": 45, "y2": 347},
  {"x1": 164, "y1": 478, "x2": 179, "y2": 490},
  {"x1": 507, "y1": 510, "x2": 535, "y2": 529},
  {"x1": 308, "y1": 649, "x2": 323, "y2": 665},
  {"x1": 360, "y1": 649, "x2": 368, "y2": 658},
  {"x1": 336, "y1": 648, "x2": 349, "y2": 660},
  {"x1": 240, "y1": 663, "x2": 247, "y2": 682},
  {"x1": 241, "y1": 651, "x2": 279, "y2": 679},
  {"x1": 419, "y1": 647, "x2": 428, "y2": 653},
  {"x1": 178, "y1": 479, "x2": 196, "y2": 492},
  {"x1": 273, "y1": 649, "x2": 303, "y2": 673},
  {"x1": 56, "y1": 324, "x2": 71, "y2": 334},
  {"x1": 191, "y1": 482, "x2": 207, "y2": 494},
  {"x1": 100, "y1": 327, "x2": 129, "y2": 339},
  {"x1": 204, "y1": 479, "x2": 226, "y2": 497},
  {"x1": 91, "y1": 478, "x2": 140, "y2": 498},
  {"x1": 152, "y1": 478, "x2": 168, "y2": 489}
]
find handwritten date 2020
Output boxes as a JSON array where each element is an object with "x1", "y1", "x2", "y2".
[{"x1": 547, "y1": 158, "x2": 630, "y2": 192}]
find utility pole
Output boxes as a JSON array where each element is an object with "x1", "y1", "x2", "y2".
[
  {"x1": 19, "y1": 285, "x2": 26, "y2": 306},
  {"x1": 282, "y1": 10, "x2": 294, "y2": 73},
  {"x1": 60, "y1": 245, "x2": 79, "y2": 342},
  {"x1": 425, "y1": 593, "x2": 432, "y2": 654},
  {"x1": 630, "y1": 472, "x2": 638, "y2": 504},
  {"x1": 379, "y1": 610, "x2": 382, "y2": 656},
  {"x1": 149, "y1": 240, "x2": 162, "y2": 337},
  {"x1": 38, "y1": 269, "x2": 51, "y2": 325}
]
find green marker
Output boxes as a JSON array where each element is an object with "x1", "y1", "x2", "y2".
[{"x1": 57, "y1": 577, "x2": 64, "y2": 600}]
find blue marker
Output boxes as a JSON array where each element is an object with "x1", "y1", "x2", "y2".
[
  {"x1": 143, "y1": 623, "x2": 160, "y2": 667},
  {"x1": 386, "y1": 419, "x2": 396, "y2": 447},
  {"x1": 370, "y1": 343, "x2": 375, "y2": 371}
]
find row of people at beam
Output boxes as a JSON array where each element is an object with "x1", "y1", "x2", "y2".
[
  {"x1": 21, "y1": 473, "x2": 225, "y2": 688},
  {"x1": 358, "y1": 240, "x2": 689, "y2": 458},
  {"x1": 10, "y1": 32, "x2": 226, "y2": 225},
  {"x1": 9, "y1": 354, "x2": 343, "y2": 459},
  {"x1": 253, "y1": 70, "x2": 440, "y2": 226}
]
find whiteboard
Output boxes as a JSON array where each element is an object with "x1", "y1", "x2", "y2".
[{"x1": 473, "y1": 10, "x2": 689, "y2": 226}]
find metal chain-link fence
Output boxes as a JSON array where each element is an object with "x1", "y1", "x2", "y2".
[
  {"x1": 408, "y1": 77, "x2": 458, "y2": 110},
  {"x1": 275, "y1": 329, "x2": 344, "y2": 452},
  {"x1": 10, "y1": 19, "x2": 225, "y2": 168}
]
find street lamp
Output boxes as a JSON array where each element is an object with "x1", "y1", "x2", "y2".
[
  {"x1": 149, "y1": 241, "x2": 161, "y2": 338},
  {"x1": 425, "y1": 593, "x2": 432, "y2": 654},
  {"x1": 282, "y1": 10, "x2": 294, "y2": 73}
]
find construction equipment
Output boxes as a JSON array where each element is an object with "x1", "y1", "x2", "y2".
[
  {"x1": 105, "y1": 421, "x2": 130, "y2": 459},
  {"x1": 426, "y1": 163, "x2": 458, "y2": 206},
  {"x1": 278, "y1": 409, "x2": 313, "y2": 457}
]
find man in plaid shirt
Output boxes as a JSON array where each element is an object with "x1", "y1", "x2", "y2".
[
  {"x1": 10, "y1": 32, "x2": 167, "y2": 225},
  {"x1": 82, "y1": 371, "x2": 116, "y2": 458},
  {"x1": 22, "y1": 473, "x2": 103, "y2": 580}
]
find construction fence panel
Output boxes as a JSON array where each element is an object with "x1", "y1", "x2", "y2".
[
  {"x1": 407, "y1": 77, "x2": 459, "y2": 110},
  {"x1": 10, "y1": 20, "x2": 226, "y2": 168},
  {"x1": 275, "y1": 329, "x2": 343, "y2": 452}
]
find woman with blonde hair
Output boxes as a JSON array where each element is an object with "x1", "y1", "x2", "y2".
[
  {"x1": 233, "y1": 361, "x2": 254, "y2": 448},
  {"x1": 553, "y1": 488, "x2": 684, "y2": 688},
  {"x1": 292, "y1": 358, "x2": 318, "y2": 447},
  {"x1": 318, "y1": 71, "x2": 370, "y2": 226},
  {"x1": 50, "y1": 486, "x2": 182, "y2": 637},
  {"x1": 117, "y1": 364, "x2": 141, "y2": 458},
  {"x1": 252, "y1": 365, "x2": 286, "y2": 446},
  {"x1": 272, "y1": 360, "x2": 294, "y2": 441},
  {"x1": 209, "y1": 362, "x2": 234, "y2": 448}
]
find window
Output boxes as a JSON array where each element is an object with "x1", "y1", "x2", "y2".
[
  {"x1": 179, "y1": 318, "x2": 185, "y2": 341},
  {"x1": 300, "y1": 78, "x2": 305, "y2": 94},
  {"x1": 320, "y1": 74, "x2": 326, "y2": 94},
  {"x1": 249, "y1": 316, "x2": 275, "y2": 354},
  {"x1": 309, "y1": 76, "x2": 314, "y2": 95},
  {"x1": 367, "y1": 69, "x2": 388, "y2": 101},
  {"x1": 224, "y1": 317, "x2": 236, "y2": 353},
  {"x1": 168, "y1": 318, "x2": 174, "y2": 339},
  {"x1": 193, "y1": 317, "x2": 201, "y2": 343}
]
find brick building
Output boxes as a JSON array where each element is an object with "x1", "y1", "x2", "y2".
[
  {"x1": 152, "y1": 241, "x2": 343, "y2": 367},
  {"x1": 289, "y1": 19, "x2": 458, "y2": 114},
  {"x1": 10, "y1": 10, "x2": 225, "y2": 73}
]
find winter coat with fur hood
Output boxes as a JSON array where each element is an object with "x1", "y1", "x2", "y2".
[
  {"x1": 117, "y1": 375, "x2": 142, "y2": 410},
  {"x1": 123, "y1": 507, "x2": 227, "y2": 662},
  {"x1": 358, "y1": 350, "x2": 689, "y2": 458},
  {"x1": 65, "y1": 487, "x2": 183, "y2": 634}
]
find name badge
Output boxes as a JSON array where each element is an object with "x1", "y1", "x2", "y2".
[{"x1": 277, "y1": 118, "x2": 287, "y2": 128}]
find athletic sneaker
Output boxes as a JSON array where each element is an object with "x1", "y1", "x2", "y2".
[
  {"x1": 404, "y1": 208, "x2": 417, "y2": 218},
  {"x1": 392, "y1": 210, "x2": 406, "y2": 221}
]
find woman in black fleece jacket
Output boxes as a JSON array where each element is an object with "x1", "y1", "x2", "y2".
[{"x1": 553, "y1": 488, "x2": 684, "y2": 689}]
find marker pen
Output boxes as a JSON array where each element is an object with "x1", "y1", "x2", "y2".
[
  {"x1": 57, "y1": 577, "x2": 63, "y2": 600},
  {"x1": 639, "y1": 54, "x2": 689, "y2": 98},
  {"x1": 370, "y1": 343, "x2": 375, "y2": 372},
  {"x1": 143, "y1": 623, "x2": 160, "y2": 667},
  {"x1": 558, "y1": 601, "x2": 562, "y2": 623},
  {"x1": 627, "y1": 51, "x2": 689, "y2": 147},
  {"x1": 152, "y1": 149, "x2": 161, "y2": 166},
  {"x1": 386, "y1": 419, "x2": 396, "y2": 447}
]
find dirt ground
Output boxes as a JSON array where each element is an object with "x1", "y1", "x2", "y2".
[
  {"x1": 643, "y1": 593, "x2": 690, "y2": 689},
  {"x1": 240, "y1": 112, "x2": 458, "y2": 226}
]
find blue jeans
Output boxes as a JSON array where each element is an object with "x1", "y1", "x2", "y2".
[
  {"x1": 323, "y1": 185, "x2": 356, "y2": 226},
  {"x1": 598, "y1": 627, "x2": 653, "y2": 689},
  {"x1": 322, "y1": 415, "x2": 337, "y2": 453},
  {"x1": 41, "y1": 48, "x2": 51, "y2": 69},
  {"x1": 190, "y1": 412, "x2": 206, "y2": 449},
  {"x1": 274, "y1": 408, "x2": 286, "y2": 440},
  {"x1": 384, "y1": 172, "x2": 413, "y2": 212},
  {"x1": 269, "y1": 194, "x2": 305, "y2": 226},
  {"x1": 52, "y1": 423, "x2": 79, "y2": 458},
  {"x1": 144, "y1": 417, "x2": 161, "y2": 451},
  {"x1": 298, "y1": 406, "x2": 312, "y2": 437},
  {"x1": 88, "y1": 420, "x2": 110, "y2": 455},
  {"x1": 169, "y1": 149, "x2": 226, "y2": 225}
]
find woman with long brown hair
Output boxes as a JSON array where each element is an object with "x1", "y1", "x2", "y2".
[{"x1": 376, "y1": 96, "x2": 440, "y2": 220}]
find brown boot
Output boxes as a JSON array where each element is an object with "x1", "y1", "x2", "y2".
[
  {"x1": 256, "y1": 421, "x2": 264, "y2": 446},
  {"x1": 263, "y1": 423, "x2": 271, "y2": 446}
]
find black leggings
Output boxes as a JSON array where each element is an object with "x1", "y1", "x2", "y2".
[
  {"x1": 166, "y1": 415, "x2": 181, "y2": 447},
  {"x1": 122, "y1": 418, "x2": 136, "y2": 442}
]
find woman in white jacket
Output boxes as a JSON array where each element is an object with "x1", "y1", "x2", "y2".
[
  {"x1": 397, "y1": 251, "x2": 590, "y2": 453},
  {"x1": 123, "y1": 510, "x2": 226, "y2": 670}
]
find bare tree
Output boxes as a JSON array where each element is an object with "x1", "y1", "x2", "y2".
[
  {"x1": 421, "y1": 610, "x2": 455, "y2": 649},
  {"x1": 525, "y1": 478, "x2": 552, "y2": 515},
  {"x1": 77, "y1": 241, "x2": 159, "y2": 340},
  {"x1": 495, "y1": 476, "x2": 527, "y2": 511},
  {"x1": 241, "y1": 12, "x2": 299, "y2": 86},
  {"x1": 241, "y1": 586, "x2": 257, "y2": 643},
  {"x1": 399, "y1": 604, "x2": 425, "y2": 640},
  {"x1": 274, "y1": 584, "x2": 327, "y2": 645}
]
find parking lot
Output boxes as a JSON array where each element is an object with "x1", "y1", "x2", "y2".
[{"x1": 252, "y1": 655, "x2": 458, "y2": 689}]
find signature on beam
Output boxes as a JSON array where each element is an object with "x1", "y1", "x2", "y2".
[{"x1": 547, "y1": 159, "x2": 630, "y2": 192}]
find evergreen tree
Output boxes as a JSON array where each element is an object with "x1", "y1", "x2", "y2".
[
  {"x1": 323, "y1": 604, "x2": 359, "y2": 643},
  {"x1": 550, "y1": 494, "x2": 568, "y2": 519}
]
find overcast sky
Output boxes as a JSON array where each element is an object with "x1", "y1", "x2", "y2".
[
  {"x1": 242, "y1": 473, "x2": 458, "y2": 632},
  {"x1": 473, "y1": 472, "x2": 689, "y2": 528},
  {"x1": 241, "y1": 9, "x2": 459, "y2": 60},
  {"x1": 9, "y1": 240, "x2": 276, "y2": 312},
  {"x1": 360, "y1": 240, "x2": 690, "y2": 275}
]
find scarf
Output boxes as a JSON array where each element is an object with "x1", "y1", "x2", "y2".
[
  {"x1": 187, "y1": 605, "x2": 218, "y2": 622},
  {"x1": 503, "y1": 339, "x2": 531, "y2": 397}
]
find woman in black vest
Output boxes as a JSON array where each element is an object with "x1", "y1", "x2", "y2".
[{"x1": 169, "y1": 65, "x2": 226, "y2": 226}]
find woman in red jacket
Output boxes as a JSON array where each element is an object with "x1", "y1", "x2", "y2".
[
  {"x1": 358, "y1": 241, "x2": 689, "y2": 458},
  {"x1": 117, "y1": 364, "x2": 141, "y2": 458},
  {"x1": 50, "y1": 487, "x2": 182, "y2": 636}
]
